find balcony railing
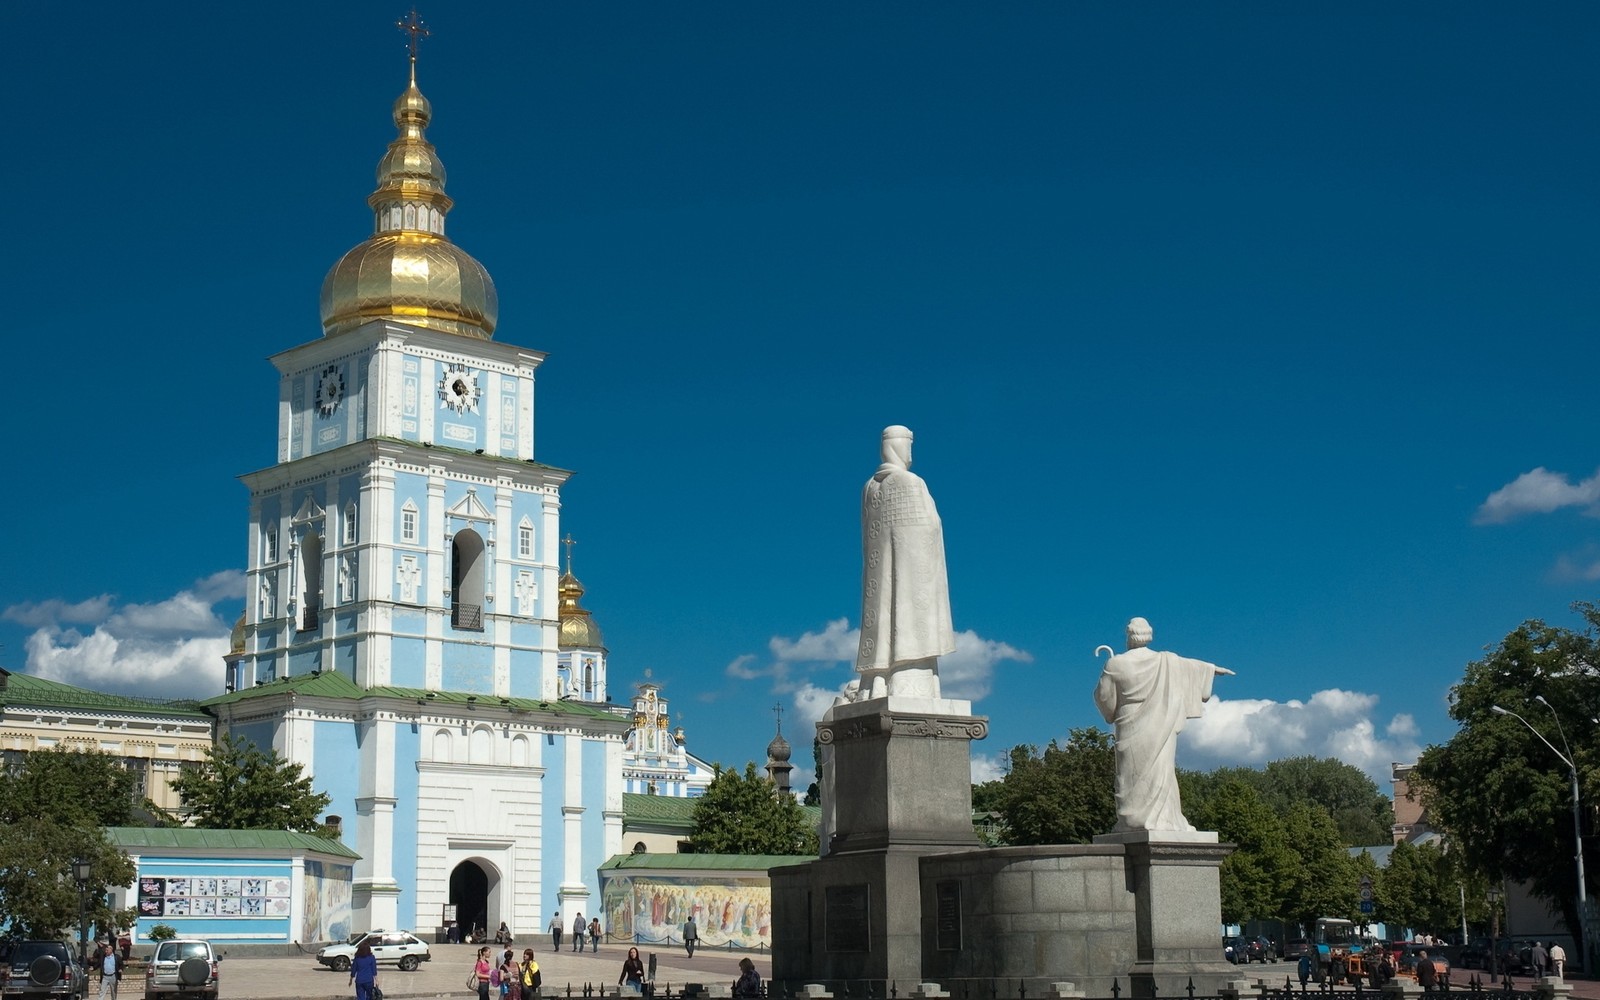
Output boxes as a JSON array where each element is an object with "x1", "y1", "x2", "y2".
[{"x1": 452, "y1": 603, "x2": 484, "y2": 631}]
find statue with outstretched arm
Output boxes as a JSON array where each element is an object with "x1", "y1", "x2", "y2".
[{"x1": 1093, "y1": 617, "x2": 1234, "y2": 833}]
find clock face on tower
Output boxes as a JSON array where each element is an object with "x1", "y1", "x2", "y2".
[
  {"x1": 316, "y1": 365, "x2": 345, "y2": 417},
  {"x1": 437, "y1": 366, "x2": 480, "y2": 415}
]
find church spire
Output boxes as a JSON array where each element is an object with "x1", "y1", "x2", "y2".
[{"x1": 319, "y1": 11, "x2": 499, "y2": 340}]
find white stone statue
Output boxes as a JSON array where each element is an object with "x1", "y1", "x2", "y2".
[
  {"x1": 1093, "y1": 617, "x2": 1233, "y2": 833},
  {"x1": 855, "y1": 425, "x2": 955, "y2": 700}
]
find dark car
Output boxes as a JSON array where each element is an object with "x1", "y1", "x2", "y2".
[
  {"x1": 1397, "y1": 944, "x2": 1450, "y2": 986},
  {"x1": 1, "y1": 940, "x2": 87, "y2": 1000},
  {"x1": 1223, "y1": 937, "x2": 1248, "y2": 964},
  {"x1": 1247, "y1": 936, "x2": 1279, "y2": 963}
]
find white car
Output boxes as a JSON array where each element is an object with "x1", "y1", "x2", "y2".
[{"x1": 315, "y1": 931, "x2": 431, "y2": 972}]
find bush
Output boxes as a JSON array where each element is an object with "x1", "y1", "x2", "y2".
[{"x1": 149, "y1": 924, "x2": 176, "y2": 941}]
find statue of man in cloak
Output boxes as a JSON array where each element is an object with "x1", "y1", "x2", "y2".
[
  {"x1": 1093, "y1": 617, "x2": 1233, "y2": 833},
  {"x1": 855, "y1": 425, "x2": 956, "y2": 700}
]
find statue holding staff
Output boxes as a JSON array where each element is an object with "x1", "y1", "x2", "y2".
[{"x1": 1094, "y1": 617, "x2": 1233, "y2": 833}]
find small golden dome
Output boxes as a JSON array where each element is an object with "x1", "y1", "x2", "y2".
[
  {"x1": 319, "y1": 64, "x2": 497, "y2": 340},
  {"x1": 229, "y1": 612, "x2": 247, "y2": 656},
  {"x1": 558, "y1": 571, "x2": 606, "y2": 651}
]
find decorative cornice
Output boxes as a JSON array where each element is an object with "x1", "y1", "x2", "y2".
[{"x1": 818, "y1": 711, "x2": 987, "y2": 744}]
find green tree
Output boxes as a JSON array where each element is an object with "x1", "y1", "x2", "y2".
[
  {"x1": 0, "y1": 747, "x2": 138, "y2": 828},
  {"x1": 172, "y1": 734, "x2": 332, "y2": 832},
  {"x1": 1411, "y1": 604, "x2": 1598, "y2": 952},
  {"x1": 689, "y1": 762, "x2": 818, "y2": 855},
  {"x1": 992, "y1": 728, "x2": 1115, "y2": 845},
  {"x1": 1188, "y1": 777, "x2": 1293, "y2": 925},
  {"x1": 0, "y1": 817, "x2": 136, "y2": 939},
  {"x1": 1281, "y1": 803, "x2": 1359, "y2": 931},
  {"x1": 1260, "y1": 757, "x2": 1394, "y2": 847}
]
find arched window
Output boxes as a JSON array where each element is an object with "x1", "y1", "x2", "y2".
[
  {"x1": 451, "y1": 528, "x2": 486, "y2": 631},
  {"x1": 510, "y1": 735, "x2": 529, "y2": 766},
  {"x1": 468, "y1": 724, "x2": 492, "y2": 764},
  {"x1": 299, "y1": 532, "x2": 323, "y2": 631},
  {"x1": 432, "y1": 728, "x2": 452, "y2": 762}
]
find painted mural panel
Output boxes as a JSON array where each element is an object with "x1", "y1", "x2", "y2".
[
  {"x1": 301, "y1": 860, "x2": 353, "y2": 943},
  {"x1": 137, "y1": 875, "x2": 292, "y2": 919},
  {"x1": 601, "y1": 875, "x2": 771, "y2": 949}
]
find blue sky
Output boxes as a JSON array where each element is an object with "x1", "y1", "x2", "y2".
[{"x1": 6, "y1": 3, "x2": 1597, "y2": 792}]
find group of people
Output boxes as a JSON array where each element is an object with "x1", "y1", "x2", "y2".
[
  {"x1": 613, "y1": 946, "x2": 758, "y2": 998},
  {"x1": 468, "y1": 945, "x2": 543, "y2": 1000},
  {"x1": 1522, "y1": 940, "x2": 1568, "y2": 979},
  {"x1": 547, "y1": 911, "x2": 604, "y2": 951}
]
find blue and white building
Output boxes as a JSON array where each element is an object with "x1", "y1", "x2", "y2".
[{"x1": 211, "y1": 53, "x2": 627, "y2": 941}]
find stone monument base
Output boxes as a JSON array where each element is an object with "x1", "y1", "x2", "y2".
[{"x1": 776, "y1": 836, "x2": 1236, "y2": 997}]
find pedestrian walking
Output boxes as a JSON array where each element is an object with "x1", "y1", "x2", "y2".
[
  {"x1": 349, "y1": 940, "x2": 378, "y2": 1000},
  {"x1": 96, "y1": 944, "x2": 119, "y2": 1000},
  {"x1": 1297, "y1": 953, "x2": 1310, "y2": 988},
  {"x1": 589, "y1": 916, "x2": 601, "y2": 952},
  {"x1": 1530, "y1": 942, "x2": 1549, "y2": 978},
  {"x1": 548, "y1": 913, "x2": 563, "y2": 952},
  {"x1": 473, "y1": 946, "x2": 493, "y2": 1000},
  {"x1": 1550, "y1": 943, "x2": 1567, "y2": 979},
  {"x1": 619, "y1": 946, "x2": 646, "y2": 994},
  {"x1": 571, "y1": 912, "x2": 586, "y2": 952},
  {"x1": 684, "y1": 916, "x2": 699, "y2": 958},
  {"x1": 1416, "y1": 951, "x2": 1437, "y2": 991}
]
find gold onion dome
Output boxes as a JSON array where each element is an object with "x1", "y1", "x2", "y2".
[
  {"x1": 320, "y1": 61, "x2": 498, "y2": 340},
  {"x1": 229, "y1": 612, "x2": 247, "y2": 655},
  {"x1": 558, "y1": 570, "x2": 606, "y2": 651}
]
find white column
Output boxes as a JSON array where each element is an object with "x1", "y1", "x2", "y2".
[
  {"x1": 558, "y1": 733, "x2": 588, "y2": 908},
  {"x1": 355, "y1": 715, "x2": 401, "y2": 930},
  {"x1": 603, "y1": 737, "x2": 624, "y2": 859}
]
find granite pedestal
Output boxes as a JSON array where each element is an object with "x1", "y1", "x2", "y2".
[{"x1": 770, "y1": 696, "x2": 986, "y2": 986}]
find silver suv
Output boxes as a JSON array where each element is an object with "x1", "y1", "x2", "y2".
[
  {"x1": 1, "y1": 941, "x2": 86, "y2": 1000},
  {"x1": 143, "y1": 940, "x2": 217, "y2": 1000}
]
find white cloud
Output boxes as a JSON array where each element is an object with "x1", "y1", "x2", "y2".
[
  {"x1": 1181, "y1": 688, "x2": 1424, "y2": 787},
  {"x1": 727, "y1": 618, "x2": 1032, "y2": 741},
  {"x1": 1476, "y1": 467, "x2": 1600, "y2": 524},
  {"x1": 3, "y1": 595, "x2": 116, "y2": 629},
  {"x1": 970, "y1": 751, "x2": 1007, "y2": 784},
  {"x1": 10, "y1": 573, "x2": 241, "y2": 702}
]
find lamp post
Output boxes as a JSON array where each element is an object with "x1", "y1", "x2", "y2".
[
  {"x1": 71, "y1": 857, "x2": 93, "y2": 972},
  {"x1": 1487, "y1": 887, "x2": 1503, "y2": 976},
  {"x1": 1492, "y1": 703, "x2": 1588, "y2": 970}
]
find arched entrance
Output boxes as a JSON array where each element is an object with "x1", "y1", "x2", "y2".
[{"x1": 450, "y1": 860, "x2": 492, "y2": 941}]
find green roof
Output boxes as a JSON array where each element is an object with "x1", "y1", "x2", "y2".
[
  {"x1": 106, "y1": 826, "x2": 362, "y2": 860},
  {"x1": 600, "y1": 852, "x2": 812, "y2": 872},
  {"x1": 0, "y1": 668, "x2": 211, "y2": 720},
  {"x1": 623, "y1": 792, "x2": 697, "y2": 828},
  {"x1": 205, "y1": 671, "x2": 626, "y2": 721}
]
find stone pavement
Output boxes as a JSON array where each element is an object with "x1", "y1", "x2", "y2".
[{"x1": 213, "y1": 941, "x2": 769, "y2": 999}]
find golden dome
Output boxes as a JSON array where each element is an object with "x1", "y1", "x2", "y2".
[
  {"x1": 319, "y1": 63, "x2": 498, "y2": 340},
  {"x1": 558, "y1": 571, "x2": 606, "y2": 651},
  {"x1": 229, "y1": 612, "x2": 247, "y2": 656}
]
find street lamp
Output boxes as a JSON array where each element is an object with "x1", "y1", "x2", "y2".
[
  {"x1": 1492, "y1": 703, "x2": 1589, "y2": 970},
  {"x1": 71, "y1": 857, "x2": 93, "y2": 971}
]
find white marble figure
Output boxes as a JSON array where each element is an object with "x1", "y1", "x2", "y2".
[
  {"x1": 855, "y1": 425, "x2": 956, "y2": 700},
  {"x1": 1093, "y1": 617, "x2": 1234, "y2": 833}
]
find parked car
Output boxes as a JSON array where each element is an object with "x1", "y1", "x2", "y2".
[
  {"x1": 1455, "y1": 941, "x2": 1489, "y2": 970},
  {"x1": 144, "y1": 938, "x2": 219, "y2": 1000},
  {"x1": 1, "y1": 941, "x2": 86, "y2": 1000},
  {"x1": 1396, "y1": 944, "x2": 1450, "y2": 986},
  {"x1": 315, "y1": 931, "x2": 431, "y2": 972},
  {"x1": 1223, "y1": 937, "x2": 1248, "y2": 964}
]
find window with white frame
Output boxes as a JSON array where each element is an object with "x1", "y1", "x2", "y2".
[
  {"x1": 343, "y1": 503, "x2": 357, "y2": 545},
  {"x1": 264, "y1": 523, "x2": 278, "y2": 563},
  {"x1": 517, "y1": 518, "x2": 533, "y2": 558},
  {"x1": 401, "y1": 500, "x2": 418, "y2": 544}
]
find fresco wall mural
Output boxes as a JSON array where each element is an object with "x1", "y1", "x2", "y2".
[
  {"x1": 301, "y1": 859, "x2": 353, "y2": 943},
  {"x1": 601, "y1": 874, "x2": 772, "y2": 949}
]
